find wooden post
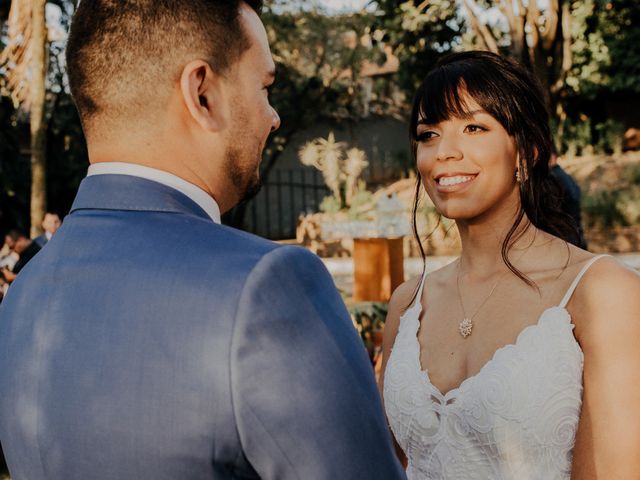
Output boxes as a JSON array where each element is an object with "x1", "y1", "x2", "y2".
[{"x1": 353, "y1": 237, "x2": 404, "y2": 302}]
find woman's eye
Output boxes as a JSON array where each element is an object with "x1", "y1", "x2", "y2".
[
  {"x1": 464, "y1": 124, "x2": 486, "y2": 134},
  {"x1": 416, "y1": 131, "x2": 437, "y2": 142}
]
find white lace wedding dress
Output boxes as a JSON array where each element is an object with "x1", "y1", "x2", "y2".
[{"x1": 384, "y1": 255, "x2": 606, "y2": 480}]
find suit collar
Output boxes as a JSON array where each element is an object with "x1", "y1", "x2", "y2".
[
  {"x1": 86, "y1": 163, "x2": 221, "y2": 223},
  {"x1": 70, "y1": 174, "x2": 213, "y2": 222}
]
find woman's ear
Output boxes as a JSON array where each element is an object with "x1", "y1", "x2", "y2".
[
  {"x1": 532, "y1": 146, "x2": 539, "y2": 165},
  {"x1": 180, "y1": 60, "x2": 226, "y2": 132}
]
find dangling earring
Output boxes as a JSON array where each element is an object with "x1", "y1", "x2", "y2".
[{"x1": 515, "y1": 156, "x2": 525, "y2": 184}]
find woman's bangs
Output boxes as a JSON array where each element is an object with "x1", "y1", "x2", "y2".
[
  {"x1": 409, "y1": 57, "x2": 519, "y2": 144},
  {"x1": 416, "y1": 74, "x2": 473, "y2": 126}
]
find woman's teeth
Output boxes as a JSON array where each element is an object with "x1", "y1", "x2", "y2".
[{"x1": 437, "y1": 175, "x2": 474, "y2": 186}]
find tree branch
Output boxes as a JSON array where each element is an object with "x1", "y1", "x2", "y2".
[
  {"x1": 527, "y1": 3, "x2": 541, "y2": 51},
  {"x1": 541, "y1": 0, "x2": 560, "y2": 51},
  {"x1": 464, "y1": 0, "x2": 499, "y2": 53},
  {"x1": 499, "y1": 0, "x2": 517, "y2": 37},
  {"x1": 499, "y1": 0, "x2": 527, "y2": 59},
  {"x1": 550, "y1": 0, "x2": 572, "y2": 95}
]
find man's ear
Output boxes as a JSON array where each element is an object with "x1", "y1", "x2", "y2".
[{"x1": 180, "y1": 60, "x2": 226, "y2": 132}]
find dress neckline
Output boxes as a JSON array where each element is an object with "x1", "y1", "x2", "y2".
[
  {"x1": 410, "y1": 305, "x2": 573, "y2": 401},
  {"x1": 407, "y1": 254, "x2": 608, "y2": 401}
]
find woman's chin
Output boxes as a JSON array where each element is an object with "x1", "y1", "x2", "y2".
[{"x1": 434, "y1": 203, "x2": 483, "y2": 222}]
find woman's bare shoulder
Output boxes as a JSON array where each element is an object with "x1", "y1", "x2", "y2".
[
  {"x1": 386, "y1": 260, "x2": 457, "y2": 331},
  {"x1": 390, "y1": 260, "x2": 457, "y2": 305},
  {"x1": 385, "y1": 277, "x2": 422, "y2": 339},
  {"x1": 389, "y1": 276, "x2": 422, "y2": 311},
  {"x1": 573, "y1": 255, "x2": 640, "y2": 339},
  {"x1": 578, "y1": 254, "x2": 639, "y2": 292}
]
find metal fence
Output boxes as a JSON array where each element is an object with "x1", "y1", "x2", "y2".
[
  {"x1": 243, "y1": 168, "x2": 331, "y2": 240},
  {"x1": 241, "y1": 156, "x2": 413, "y2": 240}
]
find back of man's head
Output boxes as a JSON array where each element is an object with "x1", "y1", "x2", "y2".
[{"x1": 65, "y1": 0, "x2": 263, "y2": 136}]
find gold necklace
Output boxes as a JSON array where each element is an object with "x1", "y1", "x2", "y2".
[{"x1": 456, "y1": 259, "x2": 504, "y2": 339}]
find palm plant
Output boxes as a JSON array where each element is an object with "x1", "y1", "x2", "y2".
[
  {"x1": 343, "y1": 147, "x2": 368, "y2": 207},
  {"x1": 299, "y1": 132, "x2": 369, "y2": 210},
  {"x1": 299, "y1": 132, "x2": 346, "y2": 203}
]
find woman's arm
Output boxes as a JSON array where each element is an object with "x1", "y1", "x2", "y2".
[
  {"x1": 379, "y1": 276, "x2": 422, "y2": 469},
  {"x1": 571, "y1": 257, "x2": 640, "y2": 479},
  {"x1": 1, "y1": 267, "x2": 16, "y2": 283}
]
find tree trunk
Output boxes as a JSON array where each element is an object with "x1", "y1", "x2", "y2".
[
  {"x1": 29, "y1": 0, "x2": 47, "y2": 238},
  {"x1": 466, "y1": 0, "x2": 568, "y2": 117}
]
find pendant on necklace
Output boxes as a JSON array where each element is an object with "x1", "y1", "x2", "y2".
[{"x1": 459, "y1": 318, "x2": 473, "y2": 338}]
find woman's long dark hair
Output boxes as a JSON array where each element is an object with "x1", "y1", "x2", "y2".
[{"x1": 410, "y1": 51, "x2": 580, "y2": 286}]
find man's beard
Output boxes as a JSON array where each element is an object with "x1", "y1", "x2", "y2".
[
  {"x1": 225, "y1": 95, "x2": 266, "y2": 206},
  {"x1": 225, "y1": 144, "x2": 263, "y2": 205}
]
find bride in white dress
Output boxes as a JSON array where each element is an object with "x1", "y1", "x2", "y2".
[{"x1": 380, "y1": 51, "x2": 640, "y2": 479}]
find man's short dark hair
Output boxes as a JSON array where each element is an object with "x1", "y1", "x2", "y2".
[
  {"x1": 65, "y1": 0, "x2": 263, "y2": 129},
  {"x1": 43, "y1": 211, "x2": 60, "y2": 220}
]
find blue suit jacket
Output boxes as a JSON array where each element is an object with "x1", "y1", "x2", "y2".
[
  {"x1": 33, "y1": 234, "x2": 48, "y2": 248},
  {"x1": 0, "y1": 175, "x2": 405, "y2": 480}
]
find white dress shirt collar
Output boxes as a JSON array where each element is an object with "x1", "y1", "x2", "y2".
[{"x1": 87, "y1": 162, "x2": 221, "y2": 224}]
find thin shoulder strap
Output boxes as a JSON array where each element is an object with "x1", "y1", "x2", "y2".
[
  {"x1": 559, "y1": 254, "x2": 610, "y2": 308},
  {"x1": 409, "y1": 266, "x2": 429, "y2": 310}
]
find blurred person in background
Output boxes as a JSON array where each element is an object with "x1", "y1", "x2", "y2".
[
  {"x1": 549, "y1": 150, "x2": 587, "y2": 249},
  {"x1": 0, "y1": 230, "x2": 21, "y2": 272},
  {"x1": 0, "y1": 231, "x2": 41, "y2": 284},
  {"x1": 0, "y1": 231, "x2": 21, "y2": 303},
  {"x1": 33, "y1": 212, "x2": 62, "y2": 248}
]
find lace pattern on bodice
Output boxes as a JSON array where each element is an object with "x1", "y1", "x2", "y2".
[{"x1": 383, "y1": 256, "x2": 607, "y2": 480}]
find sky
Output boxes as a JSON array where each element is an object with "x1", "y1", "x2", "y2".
[
  {"x1": 318, "y1": 0, "x2": 370, "y2": 12},
  {"x1": 317, "y1": 0, "x2": 550, "y2": 15}
]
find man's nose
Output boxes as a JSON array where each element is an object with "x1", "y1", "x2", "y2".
[{"x1": 271, "y1": 108, "x2": 281, "y2": 132}]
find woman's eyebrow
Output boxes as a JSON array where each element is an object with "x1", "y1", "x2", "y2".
[
  {"x1": 458, "y1": 109, "x2": 487, "y2": 119},
  {"x1": 417, "y1": 109, "x2": 489, "y2": 125}
]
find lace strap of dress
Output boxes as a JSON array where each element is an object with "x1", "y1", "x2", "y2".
[{"x1": 558, "y1": 254, "x2": 610, "y2": 308}]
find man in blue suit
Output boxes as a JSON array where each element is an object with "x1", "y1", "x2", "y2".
[
  {"x1": 32, "y1": 212, "x2": 62, "y2": 248},
  {"x1": 0, "y1": 1, "x2": 405, "y2": 479}
]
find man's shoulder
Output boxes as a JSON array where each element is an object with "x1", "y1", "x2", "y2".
[
  {"x1": 163, "y1": 219, "x2": 323, "y2": 280},
  {"x1": 33, "y1": 234, "x2": 47, "y2": 247},
  {"x1": 208, "y1": 228, "x2": 325, "y2": 278},
  {"x1": 182, "y1": 219, "x2": 283, "y2": 260}
]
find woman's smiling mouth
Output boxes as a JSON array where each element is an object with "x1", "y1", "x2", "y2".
[{"x1": 434, "y1": 173, "x2": 478, "y2": 192}]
